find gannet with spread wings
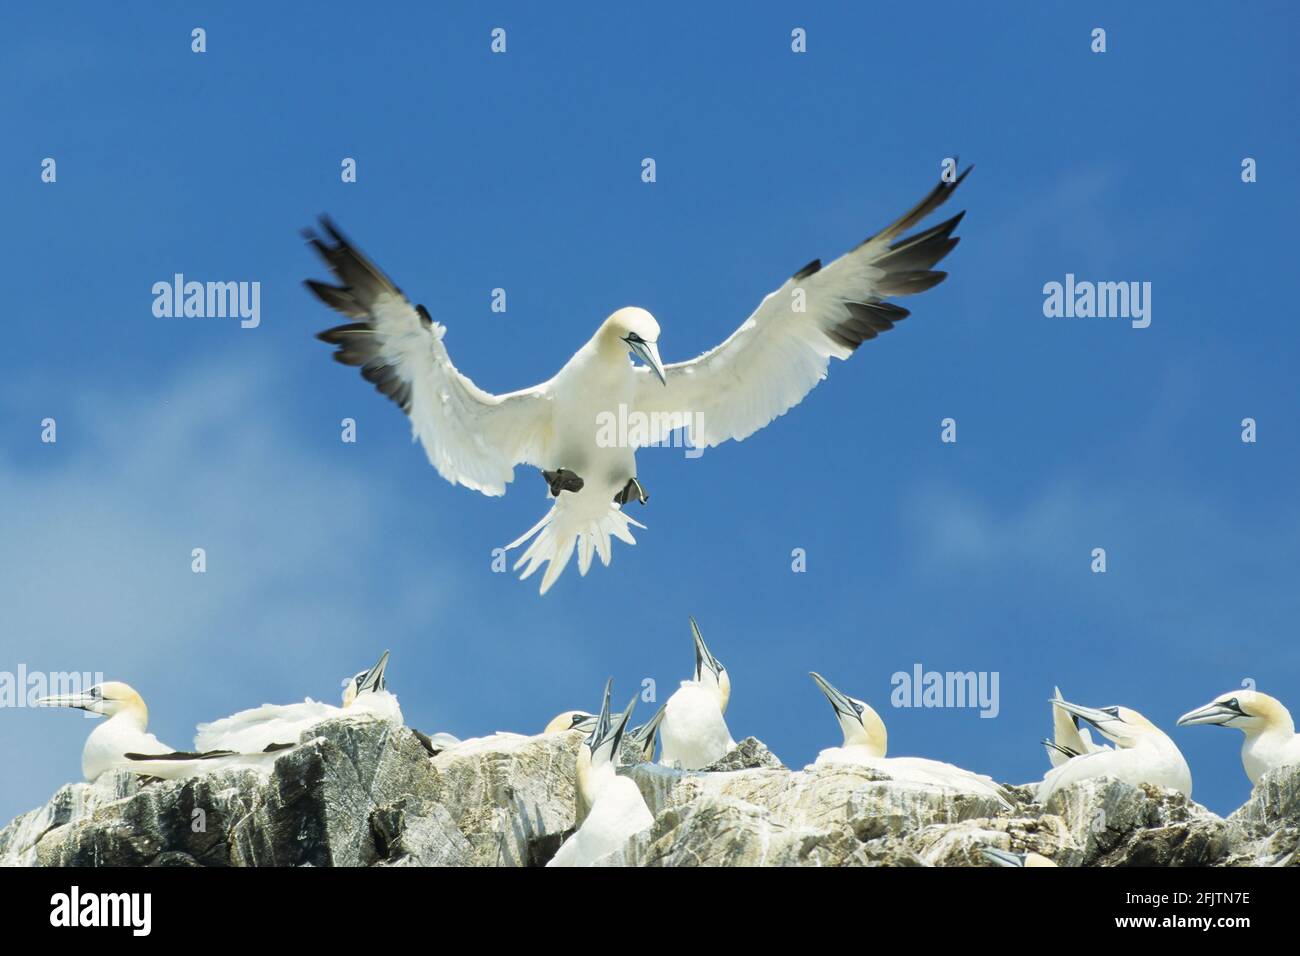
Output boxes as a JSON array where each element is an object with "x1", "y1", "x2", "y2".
[{"x1": 306, "y1": 168, "x2": 969, "y2": 593}]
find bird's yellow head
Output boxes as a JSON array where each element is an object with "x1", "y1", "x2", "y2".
[
  {"x1": 689, "y1": 617, "x2": 730, "y2": 713},
  {"x1": 38, "y1": 681, "x2": 148, "y2": 723},
  {"x1": 1178, "y1": 690, "x2": 1293, "y2": 735},
  {"x1": 601, "y1": 307, "x2": 666, "y2": 385},
  {"x1": 544, "y1": 710, "x2": 597, "y2": 735},
  {"x1": 1050, "y1": 697, "x2": 1164, "y2": 749},
  {"x1": 810, "y1": 672, "x2": 888, "y2": 756},
  {"x1": 341, "y1": 650, "x2": 391, "y2": 707}
]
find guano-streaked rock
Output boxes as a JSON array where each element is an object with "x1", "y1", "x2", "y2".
[{"x1": 3, "y1": 719, "x2": 1297, "y2": 867}]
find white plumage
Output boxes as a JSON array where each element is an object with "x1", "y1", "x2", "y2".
[
  {"x1": 809, "y1": 671, "x2": 1010, "y2": 808},
  {"x1": 195, "y1": 651, "x2": 401, "y2": 753},
  {"x1": 549, "y1": 681, "x2": 653, "y2": 867},
  {"x1": 306, "y1": 169, "x2": 968, "y2": 593},
  {"x1": 1036, "y1": 698, "x2": 1191, "y2": 803},
  {"x1": 1043, "y1": 686, "x2": 1111, "y2": 768},
  {"x1": 659, "y1": 618, "x2": 735, "y2": 770},
  {"x1": 1177, "y1": 690, "x2": 1300, "y2": 785},
  {"x1": 37, "y1": 681, "x2": 289, "y2": 782}
]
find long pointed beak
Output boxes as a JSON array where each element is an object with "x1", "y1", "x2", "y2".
[
  {"x1": 587, "y1": 680, "x2": 637, "y2": 765},
  {"x1": 357, "y1": 650, "x2": 391, "y2": 695},
  {"x1": 36, "y1": 693, "x2": 97, "y2": 711},
  {"x1": 810, "y1": 671, "x2": 860, "y2": 723},
  {"x1": 610, "y1": 694, "x2": 638, "y2": 753},
  {"x1": 586, "y1": 678, "x2": 616, "y2": 753},
  {"x1": 631, "y1": 340, "x2": 667, "y2": 386},
  {"x1": 1042, "y1": 738, "x2": 1080, "y2": 760},
  {"x1": 1051, "y1": 686, "x2": 1080, "y2": 728},
  {"x1": 1051, "y1": 698, "x2": 1111, "y2": 724},
  {"x1": 1051, "y1": 698, "x2": 1130, "y2": 743},
  {"x1": 691, "y1": 617, "x2": 723, "y2": 681},
  {"x1": 630, "y1": 702, "x2": 667, "y2": 760},
  {"x1": 1177, "y1": 701, "x2": 1238, "y2": 727}
]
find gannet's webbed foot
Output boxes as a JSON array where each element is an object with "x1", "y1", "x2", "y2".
[
  {"x1": 543, "y1": 468, "x2": 585, "y2": 496},
  {"x1": 614, "y1": 477, "x2": 648, "y2": 506}
]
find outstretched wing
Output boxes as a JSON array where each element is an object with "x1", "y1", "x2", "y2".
[
  {"x1": 305, "y1": 218, "x2": 553, "y2": 496},
  {"x1": 633, "y1": 168, "x2": 969, "y2": 448}
]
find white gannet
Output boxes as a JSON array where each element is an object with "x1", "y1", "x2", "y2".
[
  {"x1": 38, "y1": 682, "x2": 175, "y2": 781},
  {"x1": 1177, "y1": 689, "x2": 1300, "y2": 785},
  {"x1": 1035, "y1": 697, "x2": 1191, "y2": 803},
  {"x1": 194, "y1": 650, "x2": 401, "y2": 752},
  {"x1": 548, "y1": 680, "x2": 654, "y2": 867},
  {"x1": 543, "y1": 710, "x2": 599, "y2": 735},
  {"x1": 36, "y1": 682, "x2": 288, "y2": 782},
  {"x1": 305, "y1": 168, "x2": 969, "y2": 594},
  {"x1": 629, "y1": 702, "x2": 668, "y2": 764},
  {"x1": 1043, "y1": 686, "x2": 1111, "y2": 767},
  {"x1": 659, "y1": 618, "x2": 736, "y2": 769},
  {"x1": 981, "y1": 846, "x2": 1058, "y2": 868},
  {"x1": 809, "y1": 672, "x2": 1011, "y2": 808}
]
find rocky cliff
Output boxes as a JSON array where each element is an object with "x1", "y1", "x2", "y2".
[{"x1": 2, "y1": 714, "x2": 1296, "y2": 866}]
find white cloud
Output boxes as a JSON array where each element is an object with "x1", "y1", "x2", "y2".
[{"x1": 0, "y1": 356, "x2": 462, "y2": 820}]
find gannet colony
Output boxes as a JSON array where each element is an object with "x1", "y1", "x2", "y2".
[
  {"x1": 9, "y1": 170, "x2": 1298, "y2": 867},
  {"x1": 6, "y1": 624, "x2": 1300, "y2": 866}
]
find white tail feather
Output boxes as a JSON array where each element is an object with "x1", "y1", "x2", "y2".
[{"x1": 505, "y1": 499, "x2": 646, "y2": 595}]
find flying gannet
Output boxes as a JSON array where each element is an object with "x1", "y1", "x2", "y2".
[
  {"x1": 1042, "y1": 686, "x2": 1111, "y2": 767},
  {"x1": 659, "y1": 618, "x2": 736, "y2": 769},
  {"x1": 809, "y1": 672, "x2": 1011, "y2": 807},
  {"x1": 548, "y1": 680, "x2": 654, "y2": 867},
  {"x1": 1177, "y1": 689, "x2": 1300, "y2": 785},
  {"x1": 980, "y1": 846, "x2": 1058, "y2": 868},
  {"x1": 305, "y1": 169, "x2": 969, "y2": 593},
  {"x1": 36, "y1": 682, "x2": 290, "y2": 782},
  {"x1": 1035, "y1": 696, "x2": 1191, "y2": 803},
  {"x1": 194, "y1": 650, "x2": 400, "y2": 753}
]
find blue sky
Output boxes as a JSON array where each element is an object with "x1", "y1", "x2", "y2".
[{"x1": 2, "y1": 3, "x2": 1298, "y2": 824}]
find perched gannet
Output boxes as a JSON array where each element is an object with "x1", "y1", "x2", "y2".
[
  {"x1": 981, "y1": 846, "x2": 1058, "y2": 868},
  {"x1": 659, "y1": 618, "x2": 736, "y2": 769},
  {"x1": 1035, "y1": 697, "x2": 1191, "y2": 803},
  {"x1": 195, "y1": 650, "x2": 401, "y2": 752},
  {"x1": 1177, "y1": 690, "x2": 1300, "y2": 785},
  {"x1": 548, "y1": 681, "x2": 653, "y2": 867},
  {"x1": 36, "y1": 682, "x2": 288, "y2": 782},
  {"x1": 629, "y1": 703, "x2": 668, "y2": 764},
  {"x1": 809, "y1": 672, "x2": 1011, "y2": 808},
  {"x1": 306, "y1": 169, "x2": 969, "y2": 593},
  {"x1": 1043, "y1": 686, "x2": 1111, "y2": 767},
  {"x1": 38, "y1": 682, "x2": 174, "y2": 781},
  {"x1": 543, "y1": 710, "x2": 599, "y2": 735}
]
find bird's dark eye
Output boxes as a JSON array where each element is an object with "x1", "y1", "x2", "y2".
[
  {"x1": 625, "y1": 332, "x2": 644, "y2": 344},
  {"x1": 853, "y1": 702, "x2": 864, "y2": 715},
  {"x1": 1228, "y1": 698, "x2": 1239, "y2": 708},
  {"x1": 1102, "y1": 706, "x2": 1120, "y2": 718},
  {"x1": 89, "y1": 686, "x2": 102, "y2": 699}
]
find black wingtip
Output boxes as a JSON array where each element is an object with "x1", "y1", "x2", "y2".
[{"x1": 792, "y1": 258, "x2": 822, "y2": 281}]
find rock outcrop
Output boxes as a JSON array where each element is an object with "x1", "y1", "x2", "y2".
[{"x1": 2, "y1": 716, "x2": 1296, "y2": 866}]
